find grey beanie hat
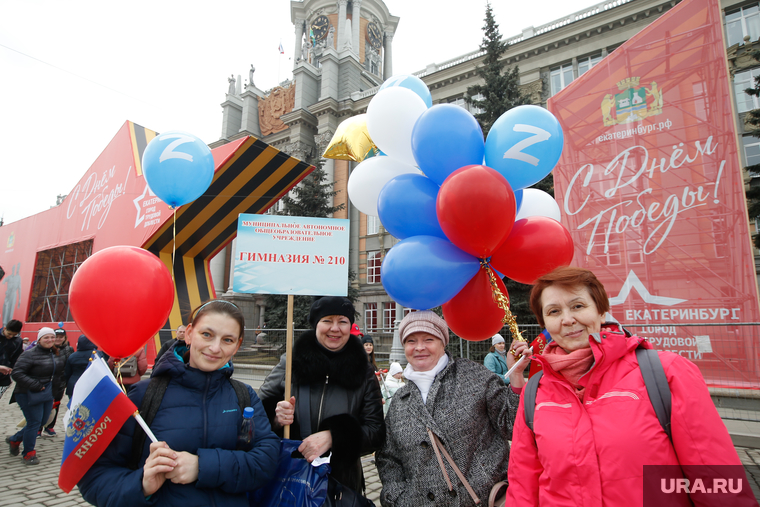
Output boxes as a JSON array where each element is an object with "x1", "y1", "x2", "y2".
[{"x1": 492, "y1": 334, "x2": 505, "y2": 346}]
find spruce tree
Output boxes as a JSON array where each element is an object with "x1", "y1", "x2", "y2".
[
  {"x1": 465, "y1": 2, "x2": 530, "y2": 137},
  {"x1": 465, "y1": 2, "x2": 541, "y2": 325},
  {"x1": 263, "y1": 157, "x2": 357, "y2": 329},
  {"x1": 743, "y1": 50, "x2": 760, "y2": 249}
]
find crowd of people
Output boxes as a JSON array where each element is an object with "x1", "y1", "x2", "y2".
[{"x1": 0, "y1": 267, "x2": 752, "y2": 505}]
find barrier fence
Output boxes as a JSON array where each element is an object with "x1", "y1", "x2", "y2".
[
  {"x1": 38, "y1": 323, "x2": 759, "y2": 422},
  {"x1": 231, "y1": 323, "x2": 760, "y2": 422}
]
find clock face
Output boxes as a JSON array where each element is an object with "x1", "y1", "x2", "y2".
[
  {"x1": 311, "y1": 15, "x2": 329, "y2": 40},
  {"x1": 367, "y1": 22, "x2": 382, "y2": 50}
]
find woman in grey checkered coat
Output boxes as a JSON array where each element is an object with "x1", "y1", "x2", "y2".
[{"x1": 376, "y1": 311, "x2": 530, "y2": 507}]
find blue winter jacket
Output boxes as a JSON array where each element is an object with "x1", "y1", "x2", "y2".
[
  {"x1": 77, "y1": 344, "x2": 280, "y2": 507},
  {"x1": 483, "y1": 351, "x2": 510, "y2": 385}
]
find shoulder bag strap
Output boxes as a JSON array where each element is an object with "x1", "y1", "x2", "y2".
[
  {"x1": 427, "y1": 428, "x2": 481, "y2": 505},
  {"x1": 129, "y1": 375, "x2": 170, "y2": 470},
  {"x1": 523, "y1": 370, "x2": 543, "y2": 432},
  {"x1": 636, "y1": 348, "x2": 672, "y2": 443}
]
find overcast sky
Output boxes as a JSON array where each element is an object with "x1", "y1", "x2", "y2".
[{"x1": 1, "y1": 0, "x2": 600, "y2": 225}]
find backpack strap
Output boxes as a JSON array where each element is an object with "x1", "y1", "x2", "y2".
[
  {"x1": 129, "y1": 375, "x2": 251, "y2": 470},
  {"x1": 129, "y1": 375, "x2": 171, "y2": 470},
  {"x1": 229, "y1": 378, "x2": 252, "y2": 414},
  {"x1": 523, "y1": 370, "x2": 543, "y2": 432},
  {"x1": 636, "y1": 347, "x2": 672, "y2": 443}
]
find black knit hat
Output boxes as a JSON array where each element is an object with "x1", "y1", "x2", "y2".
[
  {"x1": 361, "y1": 335, "x2": 374, "y2": 345},
  {"x1": 308, "y1": 296, "x2": 356, "y2": 328}
]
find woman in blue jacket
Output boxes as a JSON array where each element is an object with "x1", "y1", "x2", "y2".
[
  {"x1": 483, "y1": 334, "x2": 510, "y2": 385},
  {"x1": 78, "y1": 300, "x2": 280, "y2": 507}
]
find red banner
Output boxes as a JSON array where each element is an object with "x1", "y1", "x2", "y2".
[{"x1": 549, "y1": 0, "x2": 760, "y2": 388}]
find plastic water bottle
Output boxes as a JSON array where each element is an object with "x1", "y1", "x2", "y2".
[{"x1": 237, "y1": 407, "x2": 255, "y2": 450}]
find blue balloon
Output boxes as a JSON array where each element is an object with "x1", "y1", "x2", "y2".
[
  {"x1": 484, "y1": 105, "x2": 564, "y2": 190},
  {"x1": 411, "y1": 105, "x2": 485, "y2": 186},
  {"x1": 381, "y1": 236, "x2": 480, "y2": 310},
  {"x1": 514, "y1": 188, "x2": 524, "y2": 216},
  {"x1": 142, "y1": 131, "x2": 215, "y2": 208},
  {"x1": 379, "y1": 75, "x2": 433, "y2": 108},
  {"x1": 58, "y1": 322, "x2": 64, "y2": 329},
  {"x1": 377, "y1": 174, "x2": 446, "y2": 240}
]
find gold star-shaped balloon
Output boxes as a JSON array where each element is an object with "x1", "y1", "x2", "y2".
[{"x1": 323, "y1": 114, "x2": 379, "y2": 162}]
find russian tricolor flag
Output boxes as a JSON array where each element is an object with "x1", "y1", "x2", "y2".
[{"x1": 58, "y1": 356, "x2": 137, "y2": 493}]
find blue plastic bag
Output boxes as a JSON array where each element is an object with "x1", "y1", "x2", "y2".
[{"x1": 251, "y1": 439, "x2": 330, "y2": 507}]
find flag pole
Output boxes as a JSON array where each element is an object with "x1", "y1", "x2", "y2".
[
  {"x1": 283, "y1": 294, "x2": 294, "y2": 439},
  {"x1": 97, "y1": 356, "x2": 158, "y2": 443}
]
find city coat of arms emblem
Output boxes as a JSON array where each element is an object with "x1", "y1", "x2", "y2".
[{"x1": 601, "y1": 77, "x2": 663, "y2": 126}]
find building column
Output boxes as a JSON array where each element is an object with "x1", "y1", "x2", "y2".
[
  {"x1": 337, "y1": 0, "x2": 348, "y2": 51},
  {"x1": 389, "y1": 304, "x2": 406, "y2": 366},
  {"x1": 383, "y1": 31, "x2": 393, "y2": 80},
  {"x1": 352, "y1": 0, "x2": 362, "y2": 56},
  {"x1": 294, "y1": 18, "x2": 305, "y2": 62}
]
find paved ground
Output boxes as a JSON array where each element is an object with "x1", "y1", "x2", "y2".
[{"x1": 0, "y1": 387, "x2": 758, "y2": 506}]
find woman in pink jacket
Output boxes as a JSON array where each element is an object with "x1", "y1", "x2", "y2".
[{"x1": 506, "y1": 267, "x2": 754, "y2": 506}]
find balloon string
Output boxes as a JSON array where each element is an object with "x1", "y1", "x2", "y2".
[
  {"x1": 114, "y1": 358, "x2": 128, "y2": 396},
  {"x1": 171, "y1": 207, "x2": 177, "y2": 283},
  {"x1": 481, "y1": 261, "x2": 526, "y2": 347}
]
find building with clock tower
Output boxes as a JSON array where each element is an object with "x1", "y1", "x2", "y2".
[{"x1": 212, "y1": 0, "x2": 760, "y2": 356}]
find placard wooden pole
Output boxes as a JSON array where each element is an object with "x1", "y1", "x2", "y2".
[{"x1": 283, "y1": 294, "x2": 294, "y2": 439}]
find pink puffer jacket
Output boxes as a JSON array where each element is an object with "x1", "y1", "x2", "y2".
[{"x1": 506, "y1": 323, "x2": 743, "y2": 506}]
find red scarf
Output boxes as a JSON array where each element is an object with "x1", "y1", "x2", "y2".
[{"x1": 542, "y1": 342, "x2": 595, "y2": 400}]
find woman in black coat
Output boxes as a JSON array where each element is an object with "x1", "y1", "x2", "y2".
[
  {"x1": 63, "y1": 335, "x2": 99, "y2": 398},
  {"x1": 258, "y1": 296, "x2": 386, "y2": 493},
  {"x1": 6, "y1": 327, "x2": 65, "y2": 465}
]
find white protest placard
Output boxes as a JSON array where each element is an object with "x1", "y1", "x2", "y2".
[{"x1": 232, "y1": 214, "x2": 349, "y2": 296}]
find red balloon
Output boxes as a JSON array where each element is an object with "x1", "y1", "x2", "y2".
[
  {"x1": 69, "y1": 246, "x2": 174, "y2": 358},
  {"x1": 442, "y1": 268, "x2": 509, "y2": 341},
  {"x1": 490, "y1": 217, "x2": 575, "y2": 285},
  {"x1": 436, "y1": 165, "x2": 516, "y2": 258}
]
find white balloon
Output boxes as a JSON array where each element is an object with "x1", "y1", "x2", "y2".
[
  {"x1": 347, "y1": 156, "x2": 419, "y2": 217},
  {"x1": 515, "y1": 188, "x2": 562, "y2": 222},
  {"x1": 367, "y1": 87, "x2": 428, "y2": 167}
]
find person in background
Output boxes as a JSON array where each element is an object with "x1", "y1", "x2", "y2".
[
  {"x1": 78, "y1": 300, "x2": 279, "y2": 506},
  {"x1": 363, "y1": 335, "x2": 379, "y2": 372},
  {"x1": 7, "y1": 327, "x2": 65, "y2": 465},
  {"x1": 0, "y1": 319, "x2": 24, "y2": 400},
  {"x1": 484, "y1": 333, "x2": 510, "y2": 385},
  {"x1": 64, "y1": 335, "x2": 102, "y2": 398},
  {"x1": 259, "y1": 296, "x2": 385, "y2": 494},
  {"x1": 376, "y1": 311, "x2": 529, "y2": 506},
  {"x1": 350, "y1": 323, "x2": 363, "y2": 338},
  {"x1": 381, "y1": 362, "x2": 405, "y2": 416},
  {"x1": 155, "y1": 325, "x2": 186, "y2": 365},
  {"x1": 40, "y1": 328, "x2": 73, "y2": 437},
  {"x1": 506, "y1": 266, "x2": 750, "y2": 506},
  {"x1": 108, "y1": 345, "x2": 148, "y2": 391}
]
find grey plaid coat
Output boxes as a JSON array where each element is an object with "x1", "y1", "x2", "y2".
[{"x1": 376, "y1": 355, "x2": 520, "y2": 507}]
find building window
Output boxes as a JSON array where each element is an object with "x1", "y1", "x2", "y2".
[
  {"x1": 365, "y1": 303, "x2": 378, "y2": 332},
  {"x1": 627, "y1": 240, "x2": 643, "y2": 264},
  {"x1": 469, "y1": 93, "x2": 484, "y2": 115},
  {"x1": 367, "y1": 214, "x2": 379, "y2": 235},
  {"x1": 27, "y1": 240, "x2": 93, "y2": 323},
  {"x1": 367, "y1": 250, "x2": 381, "y2": 284},
  {"x1": 726, "y1": 4, "x2": 760, "y2": 47},
  {"x1": 743, "y1": 135, "x2": 760, "y2": 172},
  {"x1": 594, "y1": 240, "x2": 621, "y2": 266},
  {"x1": 383, "y1": 302, "x2": 397, "y2": 330},
  {"x1": 734, "y1": 68, "x2": 760, "y2": 113},
  {"x1": 577, "y1": 54, "x2": 602, "y2": 76},
  {"x1": 550, "y1": 63, "x2": 574, "y2": 95}
]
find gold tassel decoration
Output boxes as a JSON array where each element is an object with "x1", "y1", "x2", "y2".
[{"x1": 481, "y1": 260, "x2": 526, "y2": 354}]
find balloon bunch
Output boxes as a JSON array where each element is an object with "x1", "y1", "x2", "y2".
[{"x1": 330, "y1": 76, "x2": 575, "y2": 341}]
